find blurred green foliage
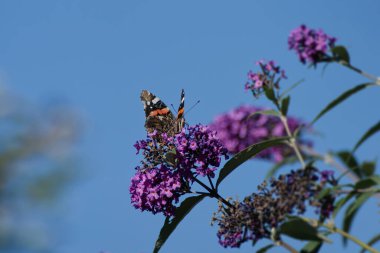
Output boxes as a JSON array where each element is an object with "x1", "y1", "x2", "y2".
[{"x1": 0, "y1": 88, "x2": 80, "y2": 252}]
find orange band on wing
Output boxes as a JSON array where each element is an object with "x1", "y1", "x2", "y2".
[
  {"x1": 177, "y1": 108, "x2": 184, "y2": 118},
  {"x1": 149, "y1": 108, "x2": 170, "y2": 116}
]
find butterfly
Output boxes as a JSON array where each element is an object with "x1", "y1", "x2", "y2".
[{"x1": 140, "y1": 89, "x2": 185, "y2": 136}]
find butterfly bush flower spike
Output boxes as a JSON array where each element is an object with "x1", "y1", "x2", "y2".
[
  {"x1": 174, "y1": 125, "x2": 229, "y2": 178},
  {"x1": 130, "y1": 165, "x2": 184, "y2": 216},
  {"x1": 288, "y1": 25, "x2": 336, "y2": 65},
  {"x1": 245, "y1": 60, "x2": 287, "y2": 97},
  {"x1": 209, "y1": 105, "x2": 311, "y2": 163},
  {"x1": 130, "y1": 124, "x2": 229, "y2": 216},
  {"x1": 212, "y1": 167, "x2": 336, "y2": 248}
]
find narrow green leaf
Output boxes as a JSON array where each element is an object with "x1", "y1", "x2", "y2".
[
  {"x1": 280, "y1": 79, "x2": 304, "y2": 99},
  {"x1": 279, "y1": 218, "x2": 321, "y2": 241},
  {"x1": 335, "y1": 151, "x2": 359, "y2": 169},
  {"x1": 310, "y1": 83, "x2": 374, "y2": 125},
  {"x1": 215, "y1": 137, "x2": 289, "y2": 188},
  {"x1": 334, "y1": 151, "x2": 361, "y2": 178},
  {"x1": 266, "y1": 156, "x2": 299, "y2": 179},
  {"x1": 332, "y1": 45, "x2": 350, "y2": 63},
  {"x1": 355, "y1": 176, "x2": 380, "y2": 190},
  {"x1": 361, "y1": 161, "x2": 376, "y2": 177},
  {"x1": 256, "y1": 244, "x2": 274, "y2": 253},
  {"x1": 346, "y1": 192, "x2": 373, "y2": 217},
  {"x1": 153, "y1": 195, "x2": 206, "y2": 253},
  {"x1": 352, "y1": 120, "x2": 380, "y2": 154},
  {"x1": 264, "y1": 86, "x2": 276, "y2": 102},
  {"x1": 371, "y1": 175, "x2": 380, "y2": 184},
  {"x1": 301, "y1": 241, "x2": 323, "y2": 253},
  {"x1": 315, "y1": 188, "x2": 331, "y2": 200},
  {"x1": 360, "y1": 233, "x2": 380, "y2": 253},
  {"x1": 342, "y1": 192, "x2": 373, "y2": 246},
  {"x1": 248, "y1": 110, "x2": 279, "y2": 119},
  {"x1": 333, "y1": 193, "x2": 355, "y2": 218},
  {"x1": 281, "y1": 96, "x2": 291, "y2": 116}
]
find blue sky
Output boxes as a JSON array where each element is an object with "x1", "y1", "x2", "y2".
[{"x1": 1, "y1": 1, "x2": 380, "y2": 252}]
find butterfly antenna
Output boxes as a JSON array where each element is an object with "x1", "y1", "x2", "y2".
[
  {"x1": 184, "y1": 100, "x2": 200, "y2": 117},
  {"x1": 167, "y1": 99, "x2": 200, "y2": 134}
]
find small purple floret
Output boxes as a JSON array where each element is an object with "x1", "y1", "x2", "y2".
[{"x1": 245, "y1": 60, "x2": 287, "y2": 96}]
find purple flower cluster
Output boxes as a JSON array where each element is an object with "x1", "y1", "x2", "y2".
[
  {"x1": 174, "y1": 124, "x2": 229, "y2": 177},
  {"x1": 209, "y1": 105, "x2": 311, "y2": 162},
  {"x1": 130, "y1": 165, "x2": 183, "y2": 216},
  {"x1": 288, "y1": 25, "x2": 336, "y2": 65},
  {"x1": 212, "y1": 167, "x2": 336, "y2": 248},
  {"x1": 245, "y1": 60, "x2": 287, "y2": 97},
  {"x1": 130, "y1": 124, "x2": 228, "y2": 216}
]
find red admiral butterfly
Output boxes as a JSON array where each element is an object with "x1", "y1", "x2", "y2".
[{"x1": 140, "y1": 89, "x2": 185, "y2": 136}]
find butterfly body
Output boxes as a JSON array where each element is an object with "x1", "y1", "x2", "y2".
[{"x1": 140, "y1": 89, "x2": 185, "y2": 136}]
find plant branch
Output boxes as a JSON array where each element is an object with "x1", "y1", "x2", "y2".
[
  {"x1": 329, "y1": 225, "x2": 380, "y2": 253},
  {"x1": 301, "y1": 146, "x2": 359, "y2": 182},
  {"x1": 336, "y1": 188, "x2": 380, "y2": 195},
  {"x1": 336, "y1": 60, "x2": 380, "y2": 85},
  {"x1": 277, "y1": 240, "x2": 299, "y2": 253},
  {"x1": 280, "y1": 115, "x2": 306, "y2": 168},
  {"x1": 207, "y1": 175, "x2": 215, "y2": 191},
  {"x1": 302, "y1": 217, "x2": 380, "y2": 253},
  {"x1": 193, "y1": 177, "x2": 233, "y2": 208}
]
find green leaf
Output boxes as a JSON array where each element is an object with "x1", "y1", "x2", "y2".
[
  {"x1": 256, "y1": 244, "x2": 274, "y2": 253},
  {"x1": 346, "y1": 192, "x2": 373, "y2": 217},
  {"x1": 215, "y1": 137, "x2": 289, "y2": 188},
  {"x1": 352, "y1": 120, "x2": 380, "y2": 154},
  {"x1": 333, "y1": 193, "x2": 355, "y2": 218},
  {"x1": 361, "y1": 161, "x2": 376, "y2": 177},
  {"x1": 334, "y1": 151, "x2": 361, "y2": 178},
  {"x1": 280, "y1": 79, "x2": 304, "y2": 99},
  {"x1": 332, "y1": 45, "x2": 350, "y2": 63},
  {"x1": 153, "y1": 195, "x2": 206, "y2": 253},
  {"x1": 360, "y1": 233, "x2": 380, "y2": 253},
  {"x1": 281, "y1": 96, "x2": 291, "y2": 116},
  {"x1": 279, "y1": 218, "x2": 322, "y2": 241},
  {"x1": 335, "y1": 151, "x2": 359, "y2": 169},
  {"x1": 248, "y1": 109, "x2": 279, "y2": 119},
  {"x1": 355, "y1": 176, "x2": 380, "y2": 190},
  {"x1": 264, "y1": 86, "x2": 276, "y2": 102},
  {"x1": 315, "y1": 188, "x2": 331, "y2": 200},
  {"x1": 301, "y1": 241, "x2": 323, "y2": 253},
  {"x1": 266, "y1": 156, "x2": 299, "y2": 179},
  {"x1": 342, "y1": 192, "x2": 373, "y2": 246},
  {"x1": 310, "y1": 83, "x2": 374, "y2": 125}
]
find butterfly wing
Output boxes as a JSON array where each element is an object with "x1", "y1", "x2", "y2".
[
  {"x1": 140, "y1": 90, "x2": 175, "y2": 134},
  {"x1": 175, "y1": 89, "x2": 185, "y2": 132}
]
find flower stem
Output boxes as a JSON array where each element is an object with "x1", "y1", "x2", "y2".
[
  {"x1": 207, "y1": 175, "x2": 215, "y2": 191},
  {"x1": 277, "y1": 240, "x2": 299, "y2": 253},
  {"x1": 336, "y1": 188, "x2": 380, "y2": 195},
  {"x1": 301, "y1": 146, "x2": 359, "y2": 182},
  {"x1": 302, "y1": 217, "x2": 380, "y2": 253},
  {"x1": 329, "y1": 225, "x2": 380, "y2": 253},
  {"x1": 193, "y1": 177, "x2": 233, "y2": 208},
  {"x1": 336, "y1": 60, "x2": 380, "y2": 85},
  {"x1": 280, "y1": 114, "x2": 306, "y2": 168},
  {"x1": 301, "y1": 137, "x2": 380, "y2": 200}
]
